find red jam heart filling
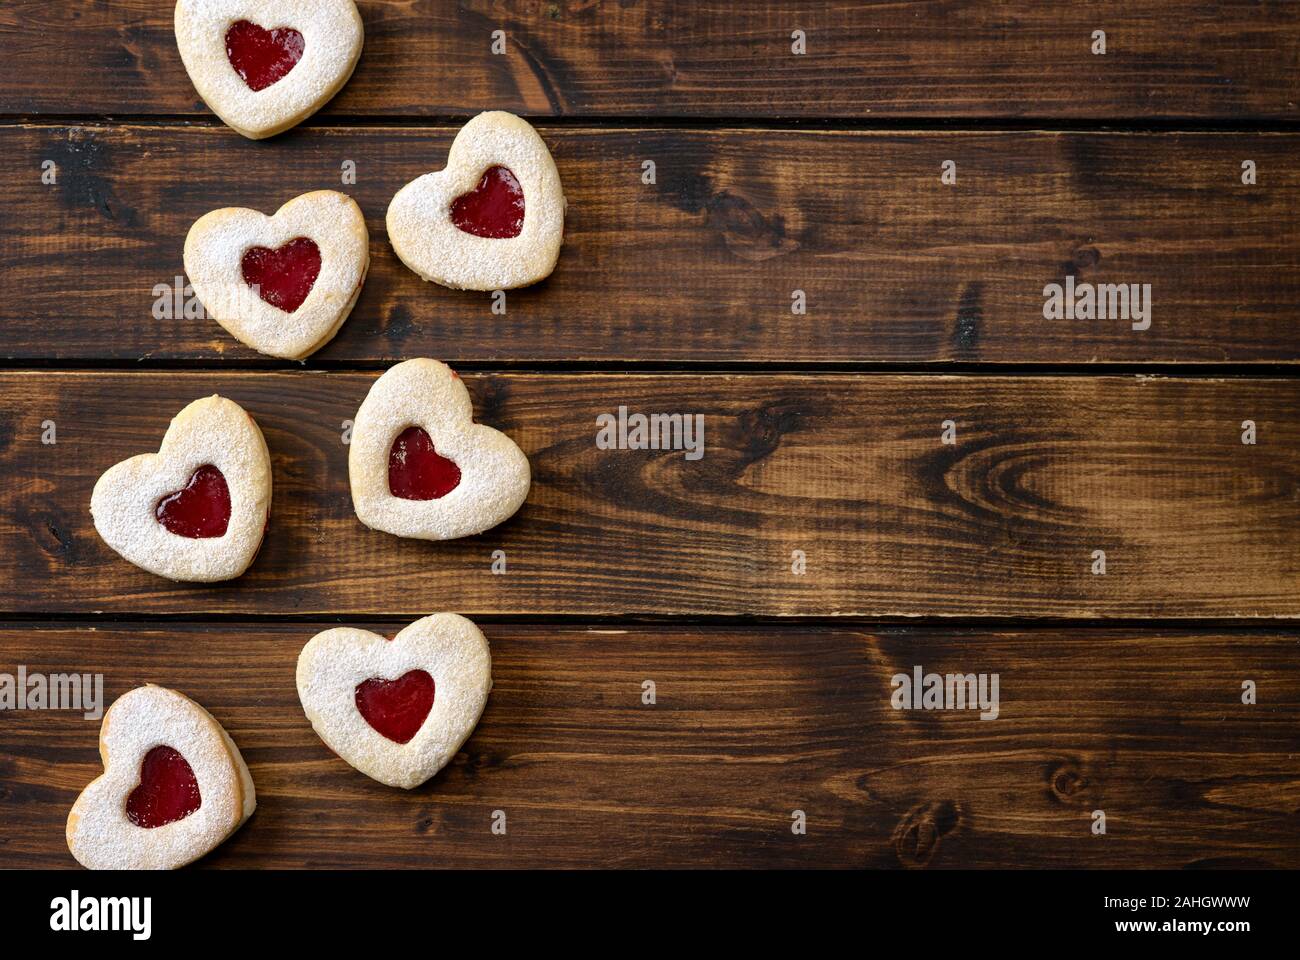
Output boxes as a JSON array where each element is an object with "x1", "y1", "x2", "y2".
[
  {"x1": 225, "y1": 20, "x2": 305, "y2": 92},
  {"x1": 126, "y1": 746, "x2": 202, "y2": 829},
  {"x1": 156, "y1": 464, "x2": 231, "y2": 539},
  {"x1": 389, "y1": 426, "x2": 461, "y2": 500},
  {"x1": 355, "y1": 670, "x2": 435, "y2": 744},
  {"x1": 241, "y1": 237, "x2": 321, "y2": 314},
  {"x1": 450, "y1": 165, "x2": 525, "y2": 239}
]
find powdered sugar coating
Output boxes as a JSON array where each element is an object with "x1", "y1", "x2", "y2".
[
  {"x1": 185, "y1": 190, "x2": 369, "y2": 359},
  {"x1": 297, "y1": 614, "x2": 492, "y2": 789},
  {"x1": 66, "y1": 685, "x2": 256, "y2": 870},
  {"x1": 349, "y1": 359, "x2": 531, "y2": 540},
  {"x1": 91, "y1": 395, "x2": 272, "y2": 582},
  {"x1": 387, "y1": 112, "x2": 566, "y2": 290},
  {"x1": 175, "y1": 0, "x2": 363, "y2": 139}
]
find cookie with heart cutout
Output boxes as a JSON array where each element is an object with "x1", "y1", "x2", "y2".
[
  {"x1": 66, "y1": 685, "x2": 256, "y2": 870},
  {"x1": 349, "y1": 358, "x2": 530, "y2": 540},
  {"x1": 174, "y1": 0, "x2": 364, "y2": 140},
  {"x1": 184, "y1": 190, "x2": 369, "y2": 360},
  {"x1": 296, "y1": 614, "x2": 492, "y2": 789},
  {"x1": 91, "y1": 395, "x2": 272, "y2": 582},
  {"x1": 386, "y1": 111, "x2": 566, "y2": 291}
]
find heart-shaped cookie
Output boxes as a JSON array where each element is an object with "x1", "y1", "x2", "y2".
[
  {"x1": 91, "y1": 395, "x2": 272, "y2": 582},
  {"x1": 296, "y1": 614, "x2": 492, "y2": 789},
  {"x1": 349, "y1": 358, "x2": 530, "y2": 540},
  {"x1": 185, "y1": 190, "x2": 369, "y2": 359},
  {"x1": 174, "y1": 0, "x2": 364, "y2": 139},
  {"x1": 66, "y1": 685, "x2": 256, "y2": 870},
  {"x1": 387, "y1": 111, "x2": 565, "y2": 290}
]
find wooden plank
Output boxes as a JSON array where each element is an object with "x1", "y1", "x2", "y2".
[
  {"x1": 1, "y1": 371, "x2": 1296, "y2": 618},
  {"x1": 2, "y1": 2, "x2": 1297, "y2": 120},
  {"x1": 1, "y1": 622, "x2": 1296, "y2": 869},
  {"x1": 3, "y1": 125, "x2": 1299, "y2": 364}
]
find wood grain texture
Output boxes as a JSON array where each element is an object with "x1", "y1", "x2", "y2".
[
  {"x1": 3, "y1": 125, "x2": 1299, "y2": 364},
  {"x1": 1, "y1": 1, "x2": 1297, "y2": 120},
  {"x1": 1, "y1": 623, "x2": 1296, "y2": 869},
  {"x1": 1, "y1": 371, "x2": 1296, "y2": 618}
]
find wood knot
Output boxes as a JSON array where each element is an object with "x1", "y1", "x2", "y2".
[
  {"x1": 731, "y1": 401, "x2": 804, "y2": 471},
  {"x1": 1048, "y1": 760, "x2": 1090, "y2": 802},
  {"x1": 892, "y1": 800, "x2": 960, "y2": 868},
  {"x1": 1072, "y1": 245, "x2": 1101, "y2": 270},
  {"x1": 41, "y1": 516, "x2": 79, "y2": 565},
  {"x1": 706, "y1": 191, "x2": 801, "y2": 262}
]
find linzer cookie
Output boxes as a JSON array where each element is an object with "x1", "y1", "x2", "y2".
[
  {"x1": 90, "y1": 395, "x2": 272, "y2": 582},
  {"x1": 174, "y1": 0, "x2": 364, "y2": 139},
  {"x1": 387, "y1": 112, "x2": 566, "y2": 290},
  {"x1": 184, "y1": 190, "x2": 369, "y2": 359},
  {"x1": 66, "y1": 685, "x2": 256, "y2": 870},
  {"x1": 349, "y1": 359, "x2": 530, "y2": 540},
  {"x1": 296, "y1": 614, "x2": 492, "y2": 789}
]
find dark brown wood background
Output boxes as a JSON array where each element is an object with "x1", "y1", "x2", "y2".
[{"x1": 0, "y1": 2, "x2": 1297, "y2": 870}]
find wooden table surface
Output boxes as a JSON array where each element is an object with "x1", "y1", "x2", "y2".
[{"x1": 1, "y1": 1, "x2": 1297, "y2": 870}]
